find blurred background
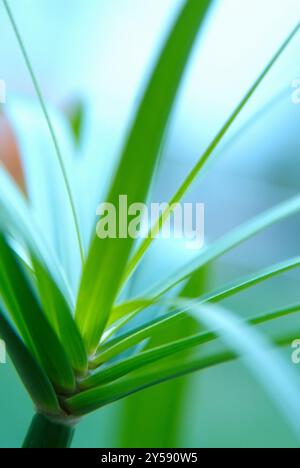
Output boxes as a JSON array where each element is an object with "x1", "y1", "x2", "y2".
[{"x1": 0, "y1": 0, "x2": 300, "y2": 448}]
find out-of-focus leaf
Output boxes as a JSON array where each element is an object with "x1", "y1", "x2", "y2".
[
  {"x1": 147, "y1": 196, "x2": 300, "y2": 299},
  {"x1": 100, "y1": 266, "x2": 211, "y2": 448},
  {"x1": 111, "y1": 197, "x2": 300, "y2": 324},
  {"x1": 65, "y1": 100, "x2": 85, "y2": 146},
  {"x1": 0, "y1": 165, "x2": 73, "y2": 304},
  {"x1": 0, "y1": 307, "x2": 60, "y2": 414},
  {"x1": 0, "y1": 233, "x2": 75, "y2": 392},
  {"x1": 217, "y1": 87, "x2": 288, "y2": 157},
  {"x1": 6, "y1": 97, "x2": 82, "y2": 293},
  {"x1": 123, "y1": 24, "x2": 300, "y2": 283},
  {"x1": 2, "y1": 0, "x2": 85, "y2": 270},
  {"x1": 31, "y1": 256, "x2": 88, "y2": 374},
  {"x1": 76, "y1": 0, "x2": 213, "y2": 354},
  {"x1": 117, "y1": 309, "x2": 201, "y2": 448}
]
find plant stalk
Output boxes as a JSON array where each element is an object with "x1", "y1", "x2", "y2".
[{"x1": 22, "y1": 413, "x2": 76, "y2": 449}]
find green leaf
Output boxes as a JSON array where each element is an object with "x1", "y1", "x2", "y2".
[
  {"x1": 111, "y1": 195, "x2": 300, "y2": 325},
  {"x1": 67, "y1": 302, "x2": 300, "y2": 441},
  {"x1": 0, "y1": 233, "x2": 76, "y2": 392},
  {"x1": 84, "y1": 305, "x2": 300, "y2": 390},
  {"x1": 65, "y1": 330, "x2": 296, "y2": 416},
  {"x1": 0, "y1": 307, "x2": 60, "y2": 414},
  {"x1": 75, "y1": 0, "x2": 213, "y2": 354},
  {"x1": 0, "y1": 166, "x2": 74, "y2": 304},
  {"x1": 94, "y1": 312, "x2": 184, "y2": 367},
  {"x1": 217, "y1": 87, "x2": 288, "y2": 158},
  {"x1": 123, "y1": 23, "x2": 300, "y2": 283},
  {"x1": 31, "y1": 255, "x2": 88, "y2": 374},
  {"x1": 92, "y1": 303, "x2": 300, "y2": 369},
  {"x1": 94, "y1": 264, "x2": 211, "y2": 364}
]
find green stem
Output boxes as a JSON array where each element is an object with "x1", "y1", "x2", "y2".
[{"x1": 22, "y1": 413, "x2": 76, "y2": 449}]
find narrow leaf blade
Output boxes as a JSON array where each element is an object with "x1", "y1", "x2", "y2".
[
  {"x1": 0, "y1": 233, "x2": 75, "y2": 392},
  {"x1": 109, "y1": 255, "x2": 300, "y2": 333},
  {"x1": 91, "y1": 303, "x2": 300, "y2": 369},
  {"x1": 0, "y1": 165, "x2": 74, "y2": 304},
  {"x1": 32, "y1": 255, "x2": 88, "y2": 374},
  {"x1": 67, "y1": 300, "x2": 300, "y2": 441},
  {"x1": 111, "y1": 194, "x2": 300, "y2": 325},
  {"x1": 0, "y1": 307, "x2": 60, "y2": 414},
  {"x1": 123, "y1": 23, "x2": 300, "y2": 282},
  {"x1": 76, "y1": 0, "x2": 213, "y2": 353}
]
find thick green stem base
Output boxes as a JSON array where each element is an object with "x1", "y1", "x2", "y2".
[{"x1": 23, "y1": 413, "x2": 76, "y2": 448}]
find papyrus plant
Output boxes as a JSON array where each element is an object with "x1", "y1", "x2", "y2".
[{"x1": 1, "y1": 0, "x2": 300, "y2": 448}]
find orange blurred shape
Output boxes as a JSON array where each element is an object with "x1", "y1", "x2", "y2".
[{"x1": 0, "y1": 113, "x2": 25, "y2": 191}]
